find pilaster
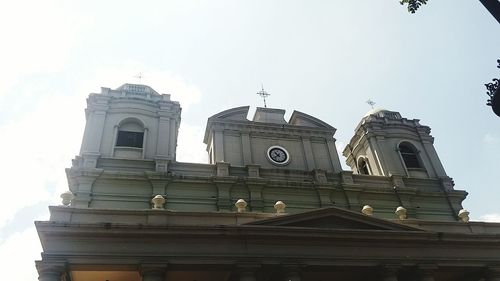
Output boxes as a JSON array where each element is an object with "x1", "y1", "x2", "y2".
[
  {"x1": 68, "y1": 168, "x2": 103, "y2": 208},
  {"x1": 214, "y1": 130, "x2": 224, "y2": 162},
  {"x1": 301, "y1": 137, "x2": 316, "y2": 170},
  {"x1": 326, "y1": 138, "x2": 343, "y2": 172},
  {"x1": 241, "y1": 132, "x2": 252, "y2": 165},
  {"x1": 247, "y1": 164, "x2": 260, "y2": 178},
  {"x1": 156, "y1": 116, "x2": 171, "y2": 158},
  {"x1": 168, "y1": 117, "x2": 177, "y2": 159},
  {"x1": 313, "y1": 169, "x2": 334, "y2": 207},
  {"x1": 339, "y1": 171, "x2": 362, "y2": 210},
  {"x1": 421, "y1": 140, "x2": 447, "y2": 177},
  {"x1": 145, "y1": 171, "x2": 170, "y2": 195},
  {"x1": 214, "y1": 166, "x2": 237, "y2": 211},
  {"x1": 246, "y1": 178, "x2": 267, "y2": 212}
]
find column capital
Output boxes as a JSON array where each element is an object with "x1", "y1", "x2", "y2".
[{"x1": 36, "y1": 260, "x2": 66, "y2": 281}]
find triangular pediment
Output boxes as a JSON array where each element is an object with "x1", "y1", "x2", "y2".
[{"x1": 246, "y1": 207, "x2": 422, "y2": 232}]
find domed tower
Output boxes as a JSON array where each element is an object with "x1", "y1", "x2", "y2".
[
  {"x1": 70, "y1": 84, "x2": 181, "y2": 207},
  {"x1": 343, "y1": 108, "x2": 452, "y2": 187}
]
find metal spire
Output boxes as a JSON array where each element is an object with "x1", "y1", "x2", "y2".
[{"x1": 257, "y1": 84, "x2": 270, "y2": 108}]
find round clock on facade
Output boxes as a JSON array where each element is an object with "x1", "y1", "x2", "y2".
[{"x1": 267, "y1": 145, "x2": 290, "y2": 165}]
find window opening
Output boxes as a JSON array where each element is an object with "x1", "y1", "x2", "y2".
[
  {"x1": 358, "y1": 159, "x2": 370, "y2": 175},
  {"x1": 399, "y1": 143, "x2": 421, "y2": 168},
  {"x1": 116, "y1": 131, "x2": 144, "y2": 148}
]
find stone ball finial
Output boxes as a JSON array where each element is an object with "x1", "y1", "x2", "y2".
[
  {"x1": 151, "y1": 195, "x2": 166, "y2": 209},
  {"x1": 395, "y1": 206, "x2": 407, "y2": 220},
  {"x1": 458, "y1": 209, "x2": 470, "y2": 223},
  {"x1": 235, "y1": 199, "x2": 248, "y2": 213},
  {"x1": 362, "y1": 205, "x2": 373, "y2": 216},
  {"x1": 60, "y1": 191, "x2": 74, "y2": 206},
  {"x1": 274, "y1": 201, "x2": 286, "y2": 214}
]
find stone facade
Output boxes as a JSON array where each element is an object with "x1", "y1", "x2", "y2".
[{"x1": 35, "y1": 84, "x2": 500, "y2": 281}]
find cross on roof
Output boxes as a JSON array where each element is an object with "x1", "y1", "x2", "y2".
[
  {"x1": 366, "y1": 99, "x2": 376, "y2": 109},
  {"x1": 257, "y1": 85, "x2": 271, "y2": 108},
  {"x1": 133, "y1": 72, "x2": 144, "y2": 83}
]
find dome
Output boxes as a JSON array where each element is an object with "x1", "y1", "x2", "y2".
[
  {"x1": 363, "y1": 108, "x2": 389, "y2": 117},
  {"x1": 363, "y1": 108, "x2": 403, "y2": 120}
]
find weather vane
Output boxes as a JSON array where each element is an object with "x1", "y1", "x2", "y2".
[
  {"x1": 257, "y1": 84, "x2": 271, "y2": 108},
  {"x1": 366, "y1": 99, "x2": 376, "y2": 109},
  {"x1": 133, "y1": 72, "x2": 144, "y2": 83}
]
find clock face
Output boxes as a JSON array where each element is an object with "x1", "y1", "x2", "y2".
[{"x1": 267, "y1": 146, "x2": 290, "y2": 165}]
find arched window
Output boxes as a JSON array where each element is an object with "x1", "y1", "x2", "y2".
[
  {"x1": 358, "y1": 158, "x2": 370, "y2": 175},
  {"x1": 398, "y1": 142, "x2": 421, "y2": 169},
  {"x1": 116, "y1": 122, "x2": 144, "y2": 148},
  {"x1": 113, "y1": 118, "x2": 146, "y2": 159}
]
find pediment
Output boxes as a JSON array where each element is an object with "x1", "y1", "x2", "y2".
[
  {"x1": 288, "y1": 111, "x2": 335, "y2": 131},
  {"x1": 246, "y1": 207, "x2": 422, "y2": 232},
  {"x1": 208, "y1": 106, "x2": 250, "y2": 121}
]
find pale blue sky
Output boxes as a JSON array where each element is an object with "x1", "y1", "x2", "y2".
[{"x1": 0, "y1": 1, "x2": 499, "y2": 279}]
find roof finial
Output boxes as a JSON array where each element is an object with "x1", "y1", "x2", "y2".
[
  {"x1": 366, "y1": 99, "x2": 376, "y2": 109},
  {"x1": 133, "y1": 72, "x2": 144, "y2": 83},
  {"x1": 257, "y1": 84, "x2": 271, "y2": 108}
]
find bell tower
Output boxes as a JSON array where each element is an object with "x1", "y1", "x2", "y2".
[
  {"x1": 71, "y1": 83, "x2": 181, "y2": 207},
  {"x1": 342, "y1": 109, "x2": 452, "y2": 187}
]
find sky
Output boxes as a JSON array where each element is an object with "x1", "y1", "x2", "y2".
[{"x1": 0, "y1": 1, "x2": 499, "y2": 280}]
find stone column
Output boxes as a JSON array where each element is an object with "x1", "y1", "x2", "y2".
[
  {"x1": 36, "y1": 261, "x2": 65, "y2": 281},
  {"x1": 140, "y1": 264, "x2": 166, "y2": 281}
]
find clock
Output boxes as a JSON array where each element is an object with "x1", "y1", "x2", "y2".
[{"x1": 267, "y1": 146, "x2": 290, "y2": 165}]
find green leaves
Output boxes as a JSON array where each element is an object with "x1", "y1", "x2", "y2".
[{"x1": 400, "y1": 0, "x2": 428, "y2": 13}]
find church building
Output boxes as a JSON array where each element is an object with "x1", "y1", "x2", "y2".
[{"x1": 36, "y1": 84, "x2": 500, "y2": 281}]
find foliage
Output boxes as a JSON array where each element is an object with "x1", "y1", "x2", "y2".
[
  {"x1": 400, "y1": 0, "x2": 428, "y2": 13},
  {"x1": 485, "y1": 59, "x2": 500, "y2": 107}
]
